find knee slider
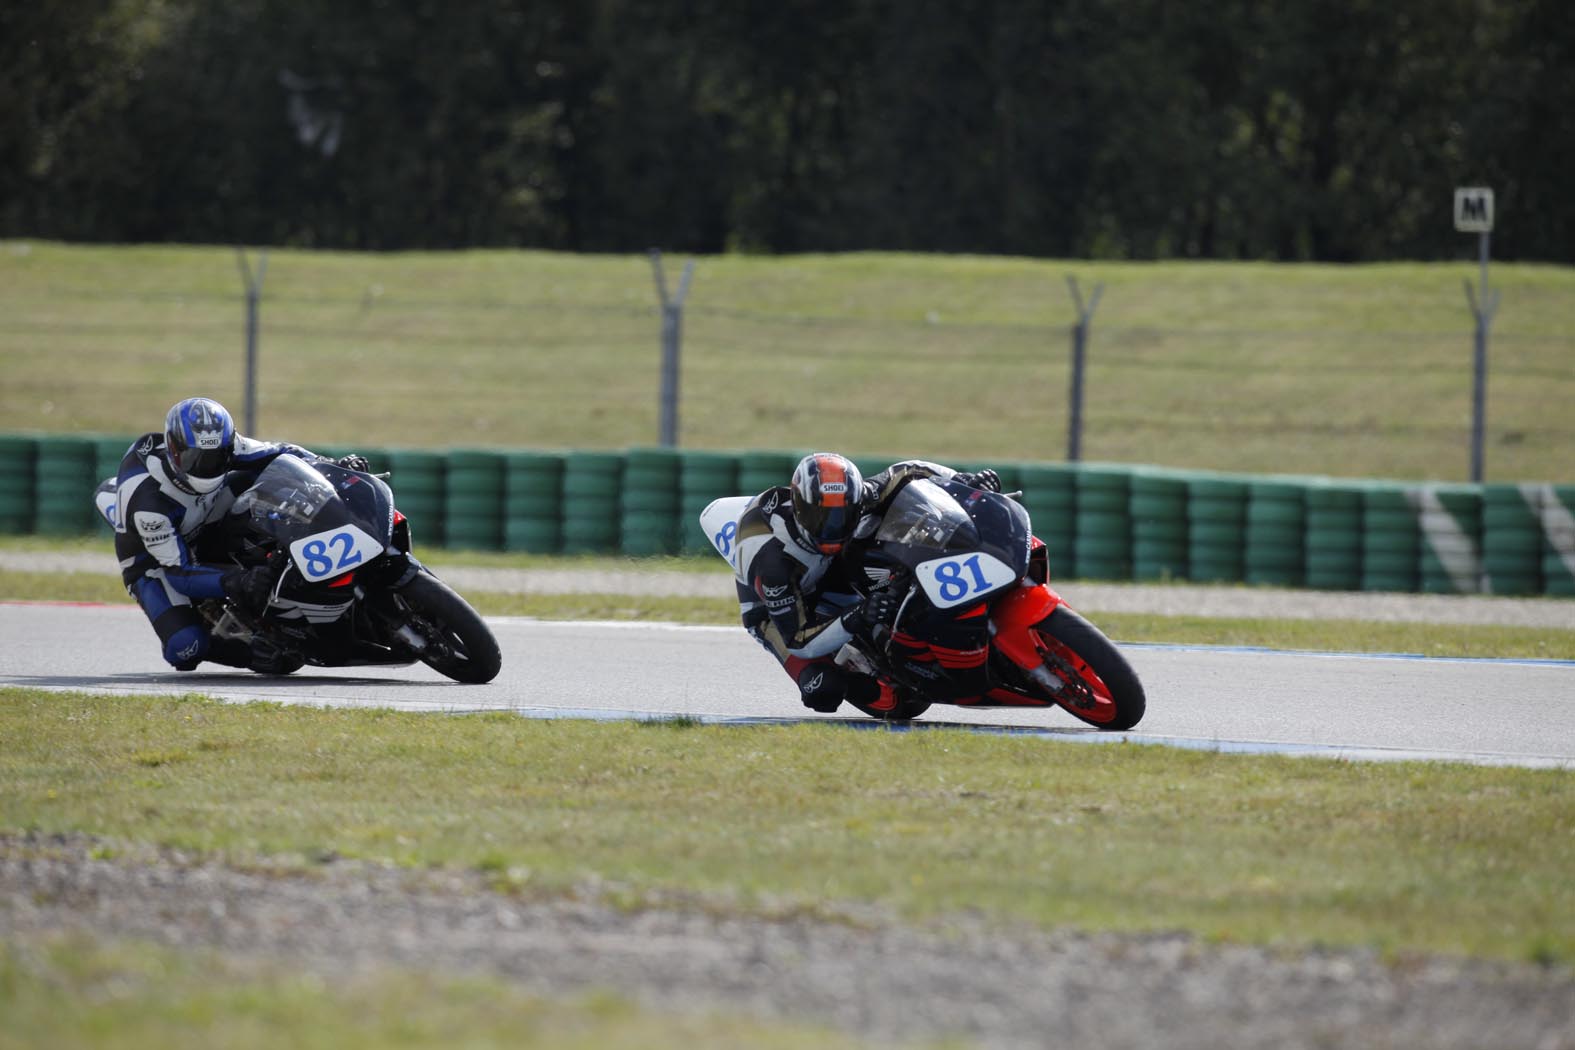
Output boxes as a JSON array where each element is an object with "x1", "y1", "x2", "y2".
[
  {"x1": 163, "y1": 625, "x2": 209, "y2": 669},
  {"x1": 797, "y1": 663, "x2": 848, "y2": 713}
]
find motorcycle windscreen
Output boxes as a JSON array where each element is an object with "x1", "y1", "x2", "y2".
[
  {"x1": 874, "y1": 479, "x2": 977, "y2": 552},
  {"x1": 234, "y1": 455, "x2": 339, "y2": 535}
]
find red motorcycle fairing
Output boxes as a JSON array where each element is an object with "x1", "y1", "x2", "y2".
[
  {"x1": 989, "y1": 582, "x2": 1067, "y2": 673},
  {"x1": 873, "y1": 581, "x2": 1075, "y2": 708}
]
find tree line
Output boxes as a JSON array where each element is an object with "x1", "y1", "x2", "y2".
[{"x1": 3, "y1": 0, "x2": 1570, "y2": 261}]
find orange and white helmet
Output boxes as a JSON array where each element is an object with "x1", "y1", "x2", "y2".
[{"x1": 789, "y1": 452, "x2": 864, "y2": 553}]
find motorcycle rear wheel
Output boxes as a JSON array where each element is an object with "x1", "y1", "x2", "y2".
[
  {"x1": 395, "y1": 573, "x2": 502, "y2": 684},
  {"x1": 1030, "y1": 606, "x2": 1145, "y2": 730}
]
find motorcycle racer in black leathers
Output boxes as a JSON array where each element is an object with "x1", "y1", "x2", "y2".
[
  {"x1": 733, "y1": 452, "x2": 1001, "y2": 714},
  {"x1": 103, "y1": 397, "x2": 371, "y2": 672}
]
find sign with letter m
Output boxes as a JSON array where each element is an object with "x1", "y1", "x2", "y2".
[{"x1": 1454, "y1": 187, "x2": 1494, "y2": 233}]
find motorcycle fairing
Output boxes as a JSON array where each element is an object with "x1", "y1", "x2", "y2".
[
  {"x1": 989, "y1": 582, "x2": 1066, "y2": 671},
  {"x1": 700, "y1": 495, "x2": 752, "y2": 580}
]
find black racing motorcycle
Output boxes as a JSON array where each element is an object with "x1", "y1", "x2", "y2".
[{"x1": 160, "y1": 454, "x2": 499, "y2": 683}]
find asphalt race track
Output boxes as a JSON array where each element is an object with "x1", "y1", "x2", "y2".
[{"x1": 2, "y1": 602, "x2": 1572, "y2": 769}]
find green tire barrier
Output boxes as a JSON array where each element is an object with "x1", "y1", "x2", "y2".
[
  {"x1": 1361, "y1": 484, "x2": 1420, "y2": 593},
  {"x1": 442, "y1": 449, "x2": 505, "y2": 551},
  {"x1": 621, "y1": 447, "x2": 682, "y2": 557},
  {"x1": 561, "y1": 451, "x2": 623, "y2": 554},
  {"x1": 34, "y1": 436, "x2": 98, "y2": 535},
  {"x1": 0, "y1": 436, "x2": 37, "y2": 534},
  {"x1": 94, "y1": 436, "x2": 135, "y2": 486},
  {"x1": 736, "y1": 450, "x2": 799, "y2": 500},
  {"x1": 1073, "y1": 466, "x2": 1131, "y2": 580},
  {"x1": 1016, "y1": 464, "x2": 1076, "y2": 578},
  {"x1": 1245, "y1": 480, "x2": 1306, "y2": 588},
  {"x1": 1480, "y1": 484, "x2": 1542, "y2": 596},
  {"x1": 1411, "y1": 484, "x2": 1483, "y2": 594},
  {"x1": 1541, "y1": 485, "x2": 1575, "y2": 596},
  {"x1": 680, "y1": 451, "x2": 740, "y2": 555},
  {"x1": 385, "y1": 449, "x2": 446, "y2": 547},
  {"x1": 1185, "y1": 476, "x2": 1247, "y2": 584},
  {"x1": 1304, "y1": 481, "x2": 1364, "y2": 591},
  {"x1": 1127, "y1": 468, "x2": 1188, "y2": 582},
  {"x1": 4, "y1": 434, "x2": 1574, "y2": 599},
  {"x1": 504, "y1": 452, "x2": 565, "y2": 553}
]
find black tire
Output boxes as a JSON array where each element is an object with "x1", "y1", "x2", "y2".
[
  {"x1": 1031, "y1": 607, "x2": 1146, "y2": 730},
  {"x1": 395, "y1": 573, "x2": 502, "y2": 684}
]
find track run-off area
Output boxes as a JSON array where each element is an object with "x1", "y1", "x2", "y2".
[{"x1": 2, "y1": 601, "x2": 1572, "y2": 769}]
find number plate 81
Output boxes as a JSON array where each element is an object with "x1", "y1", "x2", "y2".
[{"x1": 914, "y1": 551, "x2": 1019, "y2": 609}]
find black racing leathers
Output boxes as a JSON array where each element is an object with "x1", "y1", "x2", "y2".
[{"x1": 733, "y1": 460, "x2": 962, "y2": 672}]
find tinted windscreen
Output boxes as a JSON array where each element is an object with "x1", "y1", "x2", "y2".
[
  {"x1": 234, "y1": 455, "x2": 336, "y2": 531},
  {"x1": 874, "y1": 479, "x2": 970, "y2": 552}
]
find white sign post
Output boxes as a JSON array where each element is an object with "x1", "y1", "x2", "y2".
[{"x1": 1455, "y1": 187, "x2": 1498, "y2": 483}]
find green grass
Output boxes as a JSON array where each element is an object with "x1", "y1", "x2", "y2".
[
  {"x1": 0, "y1": 934, "x2": 875, "y2": 1050},
  {"x1": 3, "y1": 241, "x2": 1572, "y2": 481},
  {"x1": 2, "y1": 690, "x2": 1571, "y2": 965}
]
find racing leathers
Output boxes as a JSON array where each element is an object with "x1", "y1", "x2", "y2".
[
  {"x1": 106, "y1": 432, "x2": 330, "y2": 671},
  {"x1": 734, "y1": 460, "x2": 999, "y2": 713}
]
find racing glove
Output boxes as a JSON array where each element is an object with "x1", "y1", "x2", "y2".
[
  {"x1": 336, "y1": 453, "x2": 371, "y2": 473},
  {"x1": 842, "y1": 587, "x2": 902, "y2": 642},
  {"x1": 222, "y1": 564, "x2": 275, "y2": 614},
  {"x1": 953, "y1": 468, "x2": 1002, "y2": 492}
]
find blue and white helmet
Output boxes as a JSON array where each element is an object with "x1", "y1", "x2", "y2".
[{"x1": 163, "y1": 397, "x2": 235, "y2": 494}]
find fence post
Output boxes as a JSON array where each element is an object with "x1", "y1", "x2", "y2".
[
  {"x1": 649, "y1": 249, "x2": 696, "y2": 448},
  {"x1": 235, "y1": 248, "x2": 269, "y2": 434},
  {"x1": 1065, "y1": 275, "x2": 1104, "y2": 462},
  {"x1": 1452, "y1": 187, "x2": 1498, "y2": 483},
  {"x1": 1462, "y1": 233, "x2": 1499, "y2": 484}
]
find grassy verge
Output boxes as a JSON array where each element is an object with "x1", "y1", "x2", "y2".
[
  {"x1": 5, "y1": 566, "x2": 1572, "y2": 660},
  {"x1": 0, "y1": 934, "x2": 871, "y2": 1050},
  {"x1": 2, "y1": 689, "x2": 1570, "y2": 966},
  {"x1": 3, "y1": 242, "x2": 1572, "y2": 481}
]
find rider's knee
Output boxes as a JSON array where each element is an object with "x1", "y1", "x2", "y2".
[
  {"x1": 795, "y1": 662, "x2": 879, "y2": 713},
  {"x1": 162, "y1": 624, "x2": 209, "y2": 670}
]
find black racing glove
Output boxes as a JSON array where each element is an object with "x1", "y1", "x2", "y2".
[
  {"x1": 842, "y1": 587, "x2": 902, "y2": 642},
  {"x1": 222, "y1": 564, "x2": 275, "y2": 613},
  {"x1": 954, "y1": 469, "x2": 1002, "y2": 492},
  {"x1": 336, "y1": 453, "x2": 371, "y2": 473}
]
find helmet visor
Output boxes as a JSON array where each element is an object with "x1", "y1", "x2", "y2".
[
  {"x1": 171, "y1": 443, "x2": 229, "y2": 481},
  {"x1": 798, "y1": 503, "x2": 854, "y2": 552}
]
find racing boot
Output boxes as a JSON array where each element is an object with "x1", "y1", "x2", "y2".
[
  {"x1": 845, "y1": 678, "x2": 932, "y2": 722},
  {"x1": 201, "y1": 637, "x2": 256, "y2": 670},
  {"x1": 248, "y1": 635, "x2": 304, "y2": 675}
]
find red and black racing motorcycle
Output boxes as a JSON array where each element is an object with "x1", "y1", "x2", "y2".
[{"x1": 702, "y1": 477, "x2": 1145, "y2": 729}]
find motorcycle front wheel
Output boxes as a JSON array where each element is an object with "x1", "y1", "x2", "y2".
[
  {"x1": 394, "y1": 573, "x2": 502, "y2": 684},
  {"x1": 1030, "y1": 606, "x2": 1145, "y2": 730}
]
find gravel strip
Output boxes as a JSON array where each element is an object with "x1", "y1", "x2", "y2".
[
  {"x1": 2, "y1": 833, "x2": 1570, "y2": 1050},
  {"x1": 11, "y1": 550, "x2": 1573, "y2": 629}
]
